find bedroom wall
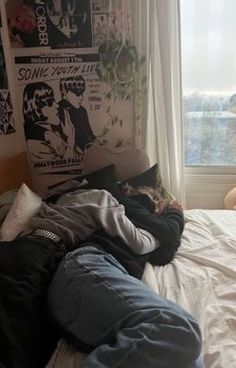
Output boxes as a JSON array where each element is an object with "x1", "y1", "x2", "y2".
[
  {"x1": 0, "y1": 4, "x2": 26, "y2": 158},
  {"x1": 0, "y1": 1, "x2": 139, "y2": 193},
  {"x1": 185, "y1": 170, "x2": 236, "y2": 209}
]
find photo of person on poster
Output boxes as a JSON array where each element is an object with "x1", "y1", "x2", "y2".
[
  {"x1": 23, "y1": 82, "x2": 80, "y2": 161},
  {"x1": 6, "y1": 0, "x2": 93, "y2": 49},
  {"x1": 46, "y1": 0, "x2": 93, "y2": 48},
  {"x1": 59, "y1": 75, "x2": 96, "y2": 151},
  {"x1": 6, "y1": 1, "x2": 38, "y2": 48}
]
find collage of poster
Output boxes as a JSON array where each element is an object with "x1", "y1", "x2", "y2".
[
  {"x1": 6, "y1": 0, "x2": 93, "y2": 49},
  {"x1": 5, "y1": 0, "x2": 120, "y2": 49},
  {"x1": 4, "y1": 0, "x2": 133, "y2": 176},
  {"x1": 0, "y1": 11, "x2": 16, "y2": 136}
]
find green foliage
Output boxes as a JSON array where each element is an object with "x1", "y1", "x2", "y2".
[
  {"x1": 97, "y1": 35, "x2": 146, "y2": 101},
  {"x1": 96, "y1": 34, "x2": 147, "y2": 146}
]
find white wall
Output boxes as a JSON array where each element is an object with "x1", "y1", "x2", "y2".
[{"x1": 185, "y1": 169, "x2": 236, "y2": 209}]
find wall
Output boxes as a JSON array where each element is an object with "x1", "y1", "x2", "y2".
[
  {"x1": 0, "y1": 1, "x2": 139, "y2": 193},
  {"x1": 185, "y1": 168, "x2": 236, "y2": 209},
  {"x1": 0, "y1": 3, "x2": 26, "y2": 158}
]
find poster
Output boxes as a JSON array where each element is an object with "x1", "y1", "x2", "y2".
[
  {"x1": 14, "y1": 50, "x2": 105, "y2": 174},
  {"x1": 91, "y1": 0, "x2": 131, "y2": 48},
  {"x1": 5, "y1": 0, "x2": 128, "y2": 50},
  {"x1": 0, "y1": 35, "x2": 8, "y2": 89},
  {"x1": 0, "y1": 15, "x2": 16, "y2": 135},
  {"x1": 14, "y1": 49, "x2": 133, "y2": 175},
  {"x1": 91, "y1": 0, "x2": 110, "y2": 13},
  {"x1": 92, "y1": 12, "x2": 116, "y2": 47},
  {"x1": 6, "y1": 0, "x2": 93, "y2": 49}
]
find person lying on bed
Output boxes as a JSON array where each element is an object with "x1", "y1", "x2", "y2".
[
  {"x1": 31, "y1": 186, "x2": 184, "y2": 275},
  {"x1": 0, "y1": 228, "x2": 204, "y2": 368},
  {"x1": 28, "y1": 188, "x2": 203, "y2": 368}
]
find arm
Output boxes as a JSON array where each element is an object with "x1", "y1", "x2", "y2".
[
  {"x1": 119, "y1": 196, "x2": 184, "y2": 265},
  {"x1": 61, "y1": 109, "x2": 78, "y2": 157},
  {"x1": 44, "y1": 131, "x2": 67, "y2": 157},
  {"x1": 27, "y1": 139, "x2": 58, "y2": 161},
  {"x1": 46, "y1": 111, "x2": 81, "y2": 158},
  {"x1": 120, "y1": 196, "x2": 184, "y2": 238},
  {"x1": 31, "y1": 189, "x2": 159, "y2": 255}
]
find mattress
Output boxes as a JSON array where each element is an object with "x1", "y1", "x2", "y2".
[{"x1": 47, "y1": 209, "x2": 236, "y2": 368}]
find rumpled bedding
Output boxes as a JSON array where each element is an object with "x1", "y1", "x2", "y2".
[
  {"x1": 47, "y1": 209, "x2": 236, "y2": 368},
  {"x1": 144, "y1": 209, "x2": 236, "y2": 368}
]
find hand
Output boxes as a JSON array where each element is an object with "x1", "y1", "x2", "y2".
[
  {"x1": 27, "y1": 139, "x2": 60, "y2": 161},
  {"x1": 168, "y1": 200, "x2": 183, "y2": 212},
  {"x1": 44, "y1": 131, "x2": 66, "y2": 157},
  {"x1": 62, "y1": 109, "x2": 75, "y2": 148},
  {"x1": 154, "y1": 199, "x2": 169, "y2": 214}
]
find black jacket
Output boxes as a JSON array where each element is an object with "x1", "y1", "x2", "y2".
[
  {"x1": 120, "y1": 196, "x2": 184, "y2": 266},
  {"x1": 82, "y1": 195, "x2": 184, "y2": 280}
]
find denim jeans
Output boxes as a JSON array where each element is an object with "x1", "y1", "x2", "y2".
[{"x1": 47, "y1": 246, "x2": 204, "y2": 368}]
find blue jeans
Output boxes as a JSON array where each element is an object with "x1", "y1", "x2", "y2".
[{"x1": 47, "y1": 246, "x2": 204, "y2": 368}]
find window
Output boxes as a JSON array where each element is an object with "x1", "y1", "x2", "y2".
[{"x1": 180, "y1": 0, "x2": 236, "y2": 166}]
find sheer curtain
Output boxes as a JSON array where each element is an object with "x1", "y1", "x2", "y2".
[{"x1": 132, "y1": 0, "x2": 185, "y2": 203}]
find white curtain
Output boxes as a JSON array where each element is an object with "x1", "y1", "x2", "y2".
[{"x1": 131, "y1": 0, "x2": 185, "y2": 204}]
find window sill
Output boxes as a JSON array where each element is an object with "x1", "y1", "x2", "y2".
[
  {"x1": 185, "y1": 166, "x2": 236, "y2": 176},
  {"x1": 185, "y1": 167, "x2": 236, "y2": 209}
]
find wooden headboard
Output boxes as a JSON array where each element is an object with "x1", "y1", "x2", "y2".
[{"x1": 0, "y1": 151, "x2": 32, "y2": 195}]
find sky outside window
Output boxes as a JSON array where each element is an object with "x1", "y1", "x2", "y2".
[
  {"x1": 181, "y1": 0, "x2": 236, "y2": 95},
  {"x1": 181, "y1": 0, "x2": 236, "y2": 165}
]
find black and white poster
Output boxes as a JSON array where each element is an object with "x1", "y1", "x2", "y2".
[
  {"x1": 91, "y1": 0, "x2": 110, "y2": 13},
  {"x1": 0, "y1": 16, "x2": 16, "y2": 136},
  {"x1": 0, "y1": 90, "x2": 16, "y2": 135},
  {"x1": 6, "y1": 0, "x2": 93, "y2": 49},
  {"x1": 15, "y1": 51, "x2": 103, "y2": 174},
  {"x1": 0, "y1": 37, "x2": 8, "y2": 90},
  {"x1": 14, "y1": 49, "x2": 133, "y2": 175}
]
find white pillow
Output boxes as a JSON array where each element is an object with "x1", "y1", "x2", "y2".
[{"x1": 0, "y1": 183, "x2": 42, "y2": 241}]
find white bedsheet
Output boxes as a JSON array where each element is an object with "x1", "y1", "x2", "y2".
[
  {"x1": 144, "y1": 209, "x2": 236, "y2": 368},
  {"x1": 47, "y1": 209, "x2": 236, "y2": 368}
]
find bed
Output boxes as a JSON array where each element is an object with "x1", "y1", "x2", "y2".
[{"x1": 0, "y1": 147, "x2": 236, "y2": 368}]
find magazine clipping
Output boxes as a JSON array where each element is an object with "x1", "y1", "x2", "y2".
[{"x1": 0, "y1": 11, "x2": 16, "y2": 136}]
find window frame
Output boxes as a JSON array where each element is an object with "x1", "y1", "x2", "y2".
[
  {"x1": 184, "y1": 166, "x2": 236, "y2": 209},
  {"x1": 185, "y1": 165, "x2": 236, "y2": 176}
]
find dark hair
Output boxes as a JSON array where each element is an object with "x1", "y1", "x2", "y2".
[
  {"x1": 60, "y1": 75, "x2": 85, "y2": 97},
  {"x1": 23, "y1": 82, "x2": 54, "y2": 123}
]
